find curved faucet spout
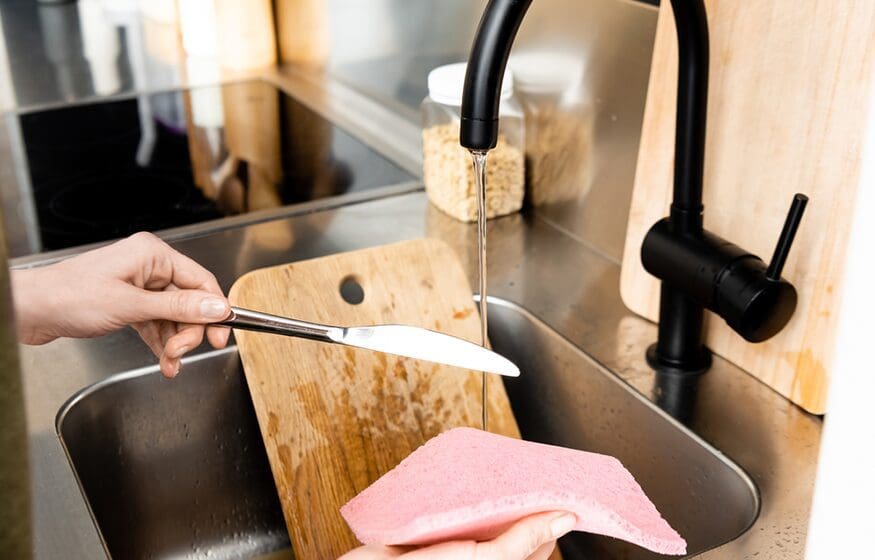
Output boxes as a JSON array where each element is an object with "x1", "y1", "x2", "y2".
[
  {"x1": 460, "y1": 0, "x2": 710, "y2": 232},
  {"x1": 460, "y1": 0, "x2": 533, "y2": 151},
  {"x1": 668, "y1": 0, "x2": 709, "y2": 235}
]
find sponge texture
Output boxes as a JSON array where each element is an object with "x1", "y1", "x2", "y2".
[{"x1": 341, "y1": 428, "x2": 686, "y2": 555}]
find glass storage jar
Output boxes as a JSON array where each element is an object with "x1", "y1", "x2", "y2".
[
  {"x1": 510, "y1": 51, "x2": 590, "y2": 207},
  {"x1": 421, "y1": 62, "x2": 525, "y2": 222}
]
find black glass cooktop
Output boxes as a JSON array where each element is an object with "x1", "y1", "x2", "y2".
[{"x1": 18, "y1": 80, "x2": 414, "y2": 253}]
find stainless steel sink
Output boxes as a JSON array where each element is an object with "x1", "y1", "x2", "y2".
[
  {"x1": 57, "y1": 298, "x2": 758, "y2": 559},
  {"x1": 489, "y1": 299, "x2": 758, "y2": 559}
]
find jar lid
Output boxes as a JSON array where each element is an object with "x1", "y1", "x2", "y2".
[
  {"x1": 427, "y1": 62, "x2": 514, "y2": 107},
  {"x1": 509, "y1": 51, "x2": 583, "y2": 94}
]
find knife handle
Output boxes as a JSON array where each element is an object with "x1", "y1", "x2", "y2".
[{"x1": 216, "y1": 306, "x2": 342, "y2": 344}]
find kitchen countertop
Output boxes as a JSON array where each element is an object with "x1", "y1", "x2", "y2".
[
  {"x1": 2, "y1": 4, "x2": 820, "y2": 558},
  {"x1": 15, "y1": 186, "x2": 822, "y2": 559}
]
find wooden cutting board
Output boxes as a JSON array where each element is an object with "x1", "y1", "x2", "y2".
[
  {"x1": 621, "y1": 1, "x2": 875, "y2": 413},
  {"x1": 229, "y1": 239, "x2": 521, "y2": 559}
]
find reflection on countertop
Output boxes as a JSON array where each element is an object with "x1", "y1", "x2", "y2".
[
  {"x1": 0, "y1": 0, "x2": 276, "y2": 113},
  {"x1": 1, "y1": 0, "x2": 171, "y2": 110},
  {"x1": 3, "y1": 80, "x2": 414, "y2": 257}
]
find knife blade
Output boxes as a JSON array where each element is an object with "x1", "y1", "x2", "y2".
[
  {"x1": 216, "y1": 306, "x2": 520, "y2": 377},
  {"x1": 337, "y1": 324, "x2": 519, "y2": 377}
]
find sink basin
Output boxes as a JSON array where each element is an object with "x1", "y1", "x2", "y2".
[
  {"x1": 489, "y1": 299, "x2": 758, "y2": 559},
  {"x1": 57, "y1": 298, "x2": 758, "y2": 559}
]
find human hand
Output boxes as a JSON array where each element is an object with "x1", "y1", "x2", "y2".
[
  {"x1": 339, "y1": 511, "x2": 576, "y2": 560},
  {"x1": 12, "y1": 232, "x2": 231, "y2": 377}
]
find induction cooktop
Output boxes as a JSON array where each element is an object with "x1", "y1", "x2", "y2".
[{"x1": 17, "y1": 80, "x2": 414, "y2": 254}]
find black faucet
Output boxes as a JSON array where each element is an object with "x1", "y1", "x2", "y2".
[{"x1": 460, "y1": 0, "x2": 807, "y2": 376}]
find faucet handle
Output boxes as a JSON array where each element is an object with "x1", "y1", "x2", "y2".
[
  {"x1": 716, "y1": 193, "x2": 808, "y2": 343},
  {"x1": 641, "y1": 193, "x2": 810, "y2": 344},
  {"x1": 766, "y1": 193, "x2": 809, "y2": 282}
]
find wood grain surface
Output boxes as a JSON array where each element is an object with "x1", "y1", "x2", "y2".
[
  {"x1": 620, "y1": 1, "x2": 875, "y2": 413},
  {"x1": 230, "y1": 239, "x2": 521, "y2": 559}
]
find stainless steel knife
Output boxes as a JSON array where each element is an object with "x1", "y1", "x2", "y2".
[{"x1": 215, "y1": 306, "x2": 520, "y2": 377}]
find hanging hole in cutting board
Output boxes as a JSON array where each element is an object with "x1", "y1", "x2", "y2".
[{"x1": 339, "y1": 275, "x2": 365, "y2": 305}]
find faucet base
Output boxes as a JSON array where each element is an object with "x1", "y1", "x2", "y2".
[
  {"x1": 646, "y1": 343, "x2": 711, "y2": 377},
  {"x1": 646, "y1": 283, "x2": 712, "y2": 376}
]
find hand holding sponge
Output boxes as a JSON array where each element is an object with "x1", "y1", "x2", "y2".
[{"x1": 341, "y1": 428, "x2": 687, "y2": 556}]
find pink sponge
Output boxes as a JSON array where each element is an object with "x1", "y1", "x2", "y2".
[{"x1": 341, "y1": 428, "x2": 686, "y2": 556}]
